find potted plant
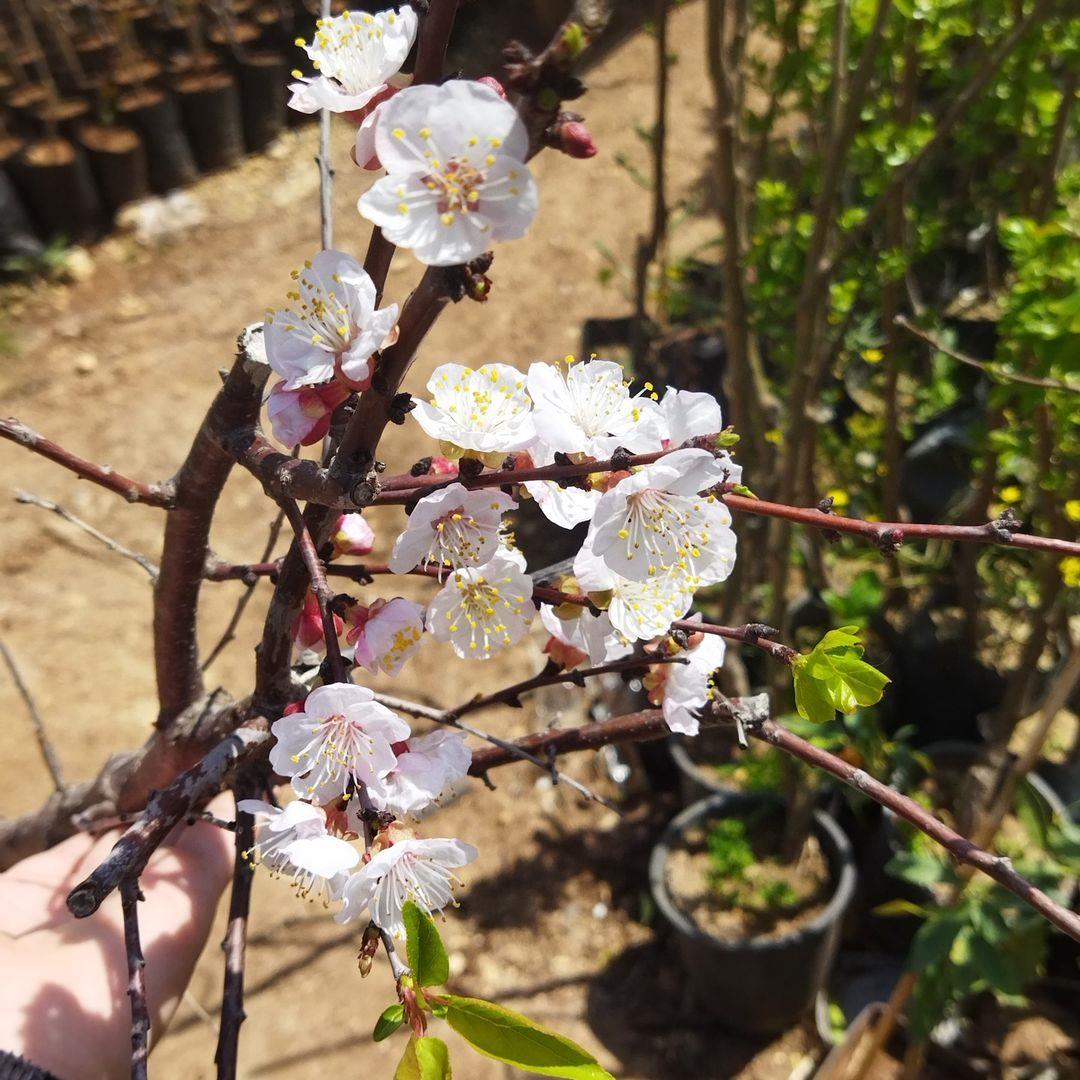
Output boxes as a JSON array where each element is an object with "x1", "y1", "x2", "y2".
[{"x1": 649, "y1": 790, "x2": 858, "y2": 1035}]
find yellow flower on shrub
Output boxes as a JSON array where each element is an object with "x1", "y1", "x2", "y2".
[
  {"x1": 1061, "y1": 557, "x2": 1080, "y2": 589},
  {"x1": 1065, "y1": 499, "x2": 1080, "y2": 523},
  {"x1": 1000, "y1": 485, "x2": 1022, "y2": 505}
]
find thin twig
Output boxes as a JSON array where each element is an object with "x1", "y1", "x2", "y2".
[
  {"x1": 214, "y1": 779, "x2": 257, "y2": 1079},
  {"x1": 15, "y1": 490, "x2": 161, "y2": 580},
  {"x1": 202, "y1": 507, "x2": 287, "y2": 670},
  {"x1": 896, "y1": 314, "x2": 1080, "y2": 394},
  {"x1": 280, "y1": 499, "x2": 349, "y2": 684},
  {"x1": 0, "y1": 637, "x2": 64, "y2": 790},
  {"x1": 120, "y1": 878, "x2": 151, "y2": 1080},
  {"x1": 0, "y1": 417, "x2": 176, "y2": 507}
]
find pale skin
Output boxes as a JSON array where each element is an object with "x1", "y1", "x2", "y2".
[{"x1": 0, "y1": 794, "x2": 234, "y2": 1079}]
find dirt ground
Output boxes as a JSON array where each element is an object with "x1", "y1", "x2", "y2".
[{"x1": 0, "y1": 4, "x2": 821, "y2": 1076}]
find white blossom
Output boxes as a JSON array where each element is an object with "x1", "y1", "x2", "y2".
[
  {"x1": 362, "y1": 730, "x2": 473, "y2": 819},
  {"x1": 264, "y1": 249, "x2": 398, "y2": 391},
  {"x1": 522, "y1": 444, "x2": 600, "y2": 529},
  {"x1": 412, "y1": 363, "x2": 535, "y2": 460},
  {"x1": 573, "y1": 543, "x2": 695, "y2": 642},
  {"x1": 656, "y1": 620, "x2": 727, "y2": 736},
  {"x1": 658, "y1": 387, "x2": 742, "y2": 483},
  {"x1": 389, "y1": 483, "x2": 515, "y2": 574},
  {"x1": 358, "y1": 81, "x2": 538, "y2": 266},
  {"x1": 539, "y1": 604, "x2": 630, "y2": 667},
  {"x1": 236, "y1": 799, "x2": 359, "y2": 904},
  {"x1": 426, "y1": 548, "x2": 536, "y2": 659},
  {"x1": 348, "y1": 597, "x2": 426, "y2": 677},
  {"x1": 585, "y1": 448, "x2": 736, "y2": 585},
  {"x1": 336, "y1": 837, "x2": 478, "y2": 936},
  {"x1": 526, "y1": 359, "x2": 663, "y2": 458},
  {"x1": 288, "y1": 7, "x2": 417, "y2": 115},
  {"x1": 269, "y1": 683, "x2": 411, "y2": 805}
]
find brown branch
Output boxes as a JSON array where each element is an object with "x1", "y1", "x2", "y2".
[
  {"x1": 896, "y1": 314, "x2": 1080, "y2": 394},
  {"x1": 465, "y1": 702, "x2": 1080, "y2": 942},
  {"x1": 15, "y1": 490, "x2": 161, "y2": 580},
  {"x1": 66, "y1": 720, "x2": 270, "y2": 918},
  {"x1": 757, "y1": 717, "x2": 1080, "y2": 942},
  {"x1": 0, "y1": 691, "x2": 245, "y2": 871},
  {"x1": 721, "y1": 491, "x2": 1080, "y2": 557},
  {"x1": 214, "y1": 778, "x2": 258, "y2": 1079},
  {"x1": 202, "y1": 508, "x2": 287, "y2": 671},
  {"x1": 0, "y1": 637, "x2": 64, "y2": 791},
  {"x1": 155, "y1": 330, "x2": 272, "y2": 727},
  {"x1": 0, "y1": 415, "x2": 176, "y2": 507},
  {"x1": 120, "y1": 878, "x2": 151, "y2": 1080}
]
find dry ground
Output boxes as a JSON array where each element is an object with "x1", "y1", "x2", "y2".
[{"x1": 0, "y1": 4, "x2": 817, "y2": 1075}]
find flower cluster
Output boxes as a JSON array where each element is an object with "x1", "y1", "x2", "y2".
[
  {"x1": 255, "y1": 23, "x2": 738, "y2": 944},
  {"x1": 247, "y1": 682, "x2": 475, "y2": 936}
]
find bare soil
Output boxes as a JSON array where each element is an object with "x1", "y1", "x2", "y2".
[
  {"x1": 666, "y1": 823, "x2": 831, "y2": 940},
  {"x1": 0, "y1": 4, "x2": 823, "y2": 1076}
]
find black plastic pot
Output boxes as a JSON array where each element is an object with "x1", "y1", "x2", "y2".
[
  {"x1": 0, "y1": 165, "x2": 45, "y2": 267},
  {"x1": 7, "y1": 83, "x2": 51, "y2": 130},
  {"x1": 649, "y1": 791, "x2": 857, "y2": 1036},
  {"x1": 668, "y1": 729, "x2": 741, "y2": 805},
  {"x1": 237, "y1": 51, "x2": 287, "y2": 152},
  {"x1": 75, "y1": 33, "x2": 117, "y2": 82},
  {"x1": 118, "y1": 87, "x2": 198, "y2": 193},
  {"x1": 78, "y1": 124, "x2": 149, "y2": 213},
  {"x1": 174, "y1": 69, "x2": 244, "y2": 172},
  {"x1": 10, "y1": 137, "x2": 103, "y2": 242},
  {"x1": 32, "y1": 98, "x2": 91, "y2": 141}
]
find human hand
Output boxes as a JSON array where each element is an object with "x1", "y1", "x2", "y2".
[{"x1": 0, "y1": 794, "x2": 235, "y2": 1080}]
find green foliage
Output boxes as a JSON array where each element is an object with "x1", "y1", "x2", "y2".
[
  {"x1": 374, "y1": 901, "x2": 613, "y2": 1079},
  {"x1": 792, "y1": 626, "x2": 890, "y2": 724},
  {"x1": 445, "y1": 997, "x2": 614, "y2": 1079},
  {"x1": 822, "y1": 570, "x2": 885, "y2": 627},
  {"x1": 394, "y1": 1036, "x2": 453, "y2": 1080},
  {"x1": 706, "y1": 818, "x2": 755, "y2": 881},
  {"x1": 403, "y1": 901, "x2": 450, "y2": 988}
]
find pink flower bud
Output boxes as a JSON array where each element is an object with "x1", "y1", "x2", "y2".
[
  {"x1": 291, "y1": 590, "x2": 343, "y2": 651},
  {"x1": 430, "y1": 456, "x2": 458, "y2": 476},
  {"x1": 283, "y1": 700, "x2": 305, "y2": 717},
  {"x1": 267, "y1": 380, "x2": 350, "y2": 447},
  {"x1": 477, "y1": 76, "x2": 506, "y2": 99},
  {"x1": 543, "y1": 634, "x2": 588, "y2": 671},
  {"x1": 331, "y1": 513, "x2": 375, "y2": 557},
  {"x1": 559, "y1": 120, "x2": 597, "y2": 159}
]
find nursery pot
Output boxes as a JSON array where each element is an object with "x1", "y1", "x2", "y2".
[
  {"x1": 649, "y1": 791, "x2": 857, "y2": 1036},
  {"x1": 112, "y1": 58, "x2": 164, "y2": 95},
  {"x1": 174, "y1": 68, "x2": 244, "y2": 173},
  {"x1": 78, "y1": 123, "x2": 148, "y2": 213},
  {"x1": 10, "y1": 137, "x2": 103, "y2": 242},
  {"x1": 7, "y1": 83, "x2": 51, "y2": 129},
  {"x1": 668, "y1": 728, "x2": 742, "y2": 805},
  {"x1": 237, "y1": 50, "x2": 287, "y2": 152},
  {"x1": 75, "y1": 33, "x2": 117, "y2": 82},
  {"x1": 118, "y1": 87, "x2": 198, "y2": 192},
  {"x1": 32, "y1": 98, "x2": 91, "y2": 141},
  {"x1": 0, "y1": 163, "x2": 44, "y2": 266}
]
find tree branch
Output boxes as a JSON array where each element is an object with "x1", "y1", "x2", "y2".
[
  {"x1": 0, "y1": 416, "x2": 176, "y2": 507},
  {"x1": 0, "y1": 637, "x2": 64, "y2": 791},
  {"x1": 120, "y1": 878, "x2": 151, "y2": 1080}
]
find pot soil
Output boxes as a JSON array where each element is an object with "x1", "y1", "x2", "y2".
[
  {"x1": 10, "y1": 137, "x2": 102, "y2": 242},
  {"x1": 32, "y1": 98, "x2": 91, "y2": 140},
  {"x1": 209, "y1": 21, "x2": 262, "y2": 61},
  {"x1": 112, "y1": 58, "x2": 164, "y2": 94},
  {"x1": 237, "y1": 51, "x2": 287, "y2": 152},
  {"x1": 650, "y1": 791, "x2": 857, "y2": 1036},
  {"x1": 118, "y1": 88, "x2": 198, "y2": 192},
  {"x1": 7, "y1": 83, "x2": 51, "y2": 126},
  {"x1": 78, "y1": 124, "x2": 148, "y2": 213},
  {"x1": 174, "y1": 69, "x2": 244, "y2": 172}
]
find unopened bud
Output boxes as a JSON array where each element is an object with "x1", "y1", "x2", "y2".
[
  {"x1": 477, "y1": 76, "x2": 506, "y2": 99},
  {"x1": 559, "y1": 120, "x2": 597, "y2": 159}
]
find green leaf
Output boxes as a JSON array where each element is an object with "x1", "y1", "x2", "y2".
[
  {"x1": 374, "y1": 1003, "x2": 406, "y2": 1042},
  {"x1": 873, "y1": 898, "x2": 930, "y2": 919},
  {"x1": 908, "y1": 913, "x2": 965, "y2": 972},
  {"x1": 445, "y1": 996, "x2": 614, "y2": 1079},
  {"x1": 403, "y1": 901, "x2": 449, "y2": 988},
  {"x1": 395, "y1": 1036, "x2": 453, "y2": 1080},
  {"x1": 793, "y1": 661, "x2": 837, "y2": 724}
]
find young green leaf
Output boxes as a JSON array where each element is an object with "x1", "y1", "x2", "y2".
[
  {"x1": 373, "y1": 1003, "x2": 406, "y2": 1042},
  {"x1": 792, "y1": 661, "x2": 836, "y2": 724},
  {"x1": 445, "y1": 996, "x2": 614, "y2": 1079},
  {"x1": 907, "y1": 912, "x2": 966, "y2": 972},
  {"x1": 402, "y1": 900, "x2": 450, "y2": 988},
  {"x1": 394, "y1": 1036, "x2": 453, "y2": 1080}
]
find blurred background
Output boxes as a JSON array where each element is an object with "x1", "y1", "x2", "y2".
[{"x1": 0, "y1": 0, "x2": 1077, "y2": 1076}]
